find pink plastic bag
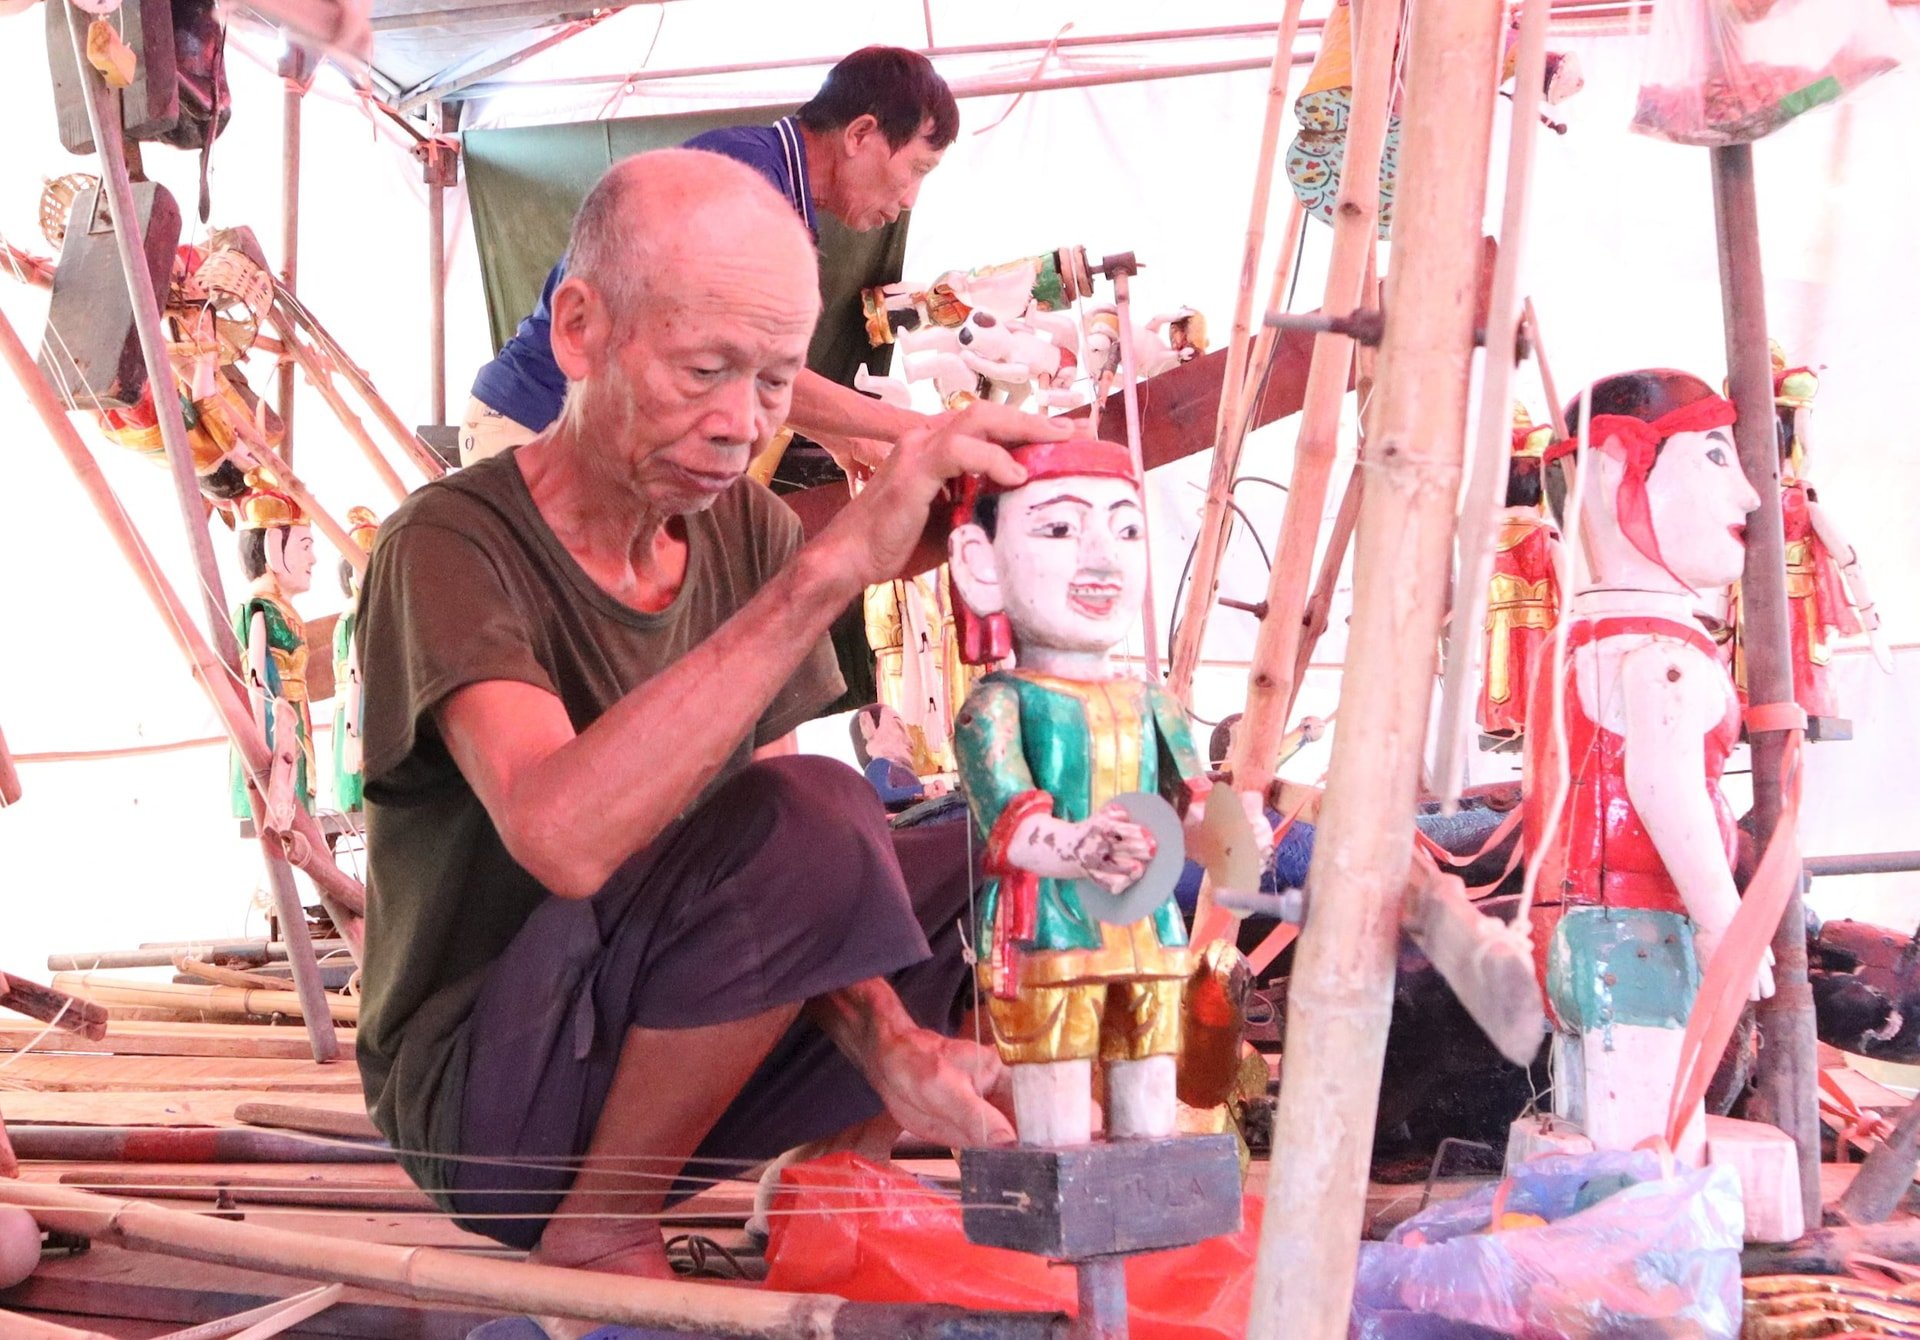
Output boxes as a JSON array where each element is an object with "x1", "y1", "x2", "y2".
[
  {"x1": 1632, "y1": 0, "x2": 1903, "y2": 146},
  {"x1": 762, "y1": 1154, "x2": 1261, "y2": 1340}
]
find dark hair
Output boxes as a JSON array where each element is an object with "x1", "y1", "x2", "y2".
[
  {"x1": 1547, "y1": 369, "x2": 1715, "y2": 523},
  {"x1": 973, "y1": 493, "x2": 1000, "y2": 539},
  {"x1": 1505, "y1": 456, "x2": 1543, "y2": 510},
  {"x1": 238, "y1": 528, "x2": 270, "y2": 581},
  {"x1": 796, "y1": 47, "x2": 960, "y2": 151}
]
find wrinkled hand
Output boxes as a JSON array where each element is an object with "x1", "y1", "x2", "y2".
[
  {"x1": 822, "y1": 401, "x2": 1071, "y2": 589},
  {"x1": 1070, "y1": 802, "x2": 1157, "y2": 894},
  {"x1": 865, "y1": 1025, "x2": 1014, "y2": 1148},
  {"x1": 1694, "y1": 923, "x2": 1777, "y2": 1003}
]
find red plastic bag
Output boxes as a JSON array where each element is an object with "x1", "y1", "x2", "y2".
[
  {"x1": 762, "y1": 1154, "x2": 1260, "y2": 1340},
  {"x1": 1632, "y1": 0, "x2": 1903, "y2": 146}
]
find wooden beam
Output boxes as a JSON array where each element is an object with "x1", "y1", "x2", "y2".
[
  {"x1": 1247, "y1": 0, "x2": 1505, "y2": 1333},
  {"x1": 0, "y1": 1021, "x2": 344, "y2": 1061}
]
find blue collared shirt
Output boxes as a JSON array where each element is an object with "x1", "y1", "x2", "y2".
[{"x1": 471, "y1": 116, "x2": 817, "y2": 432}]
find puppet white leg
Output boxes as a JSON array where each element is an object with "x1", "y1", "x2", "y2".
[
  {"x1": 1012, "y1": 1059, "x2": 1094, "y2": 1146},
  {"x1": 1577, "y1": 1023, "x2": 1704, "y2": 1165},
  {"x1": 1105, "y1": 1055, "x2": 1178, "y2": 1139}
]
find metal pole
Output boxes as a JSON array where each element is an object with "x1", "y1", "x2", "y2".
[
  {"x1": 1248, "y1": 0, "x2": 1504, "y2": 1331},
  {"x1": 426, "y1": 100, "x2": 448, "y2": 428},
  {"x1": 1711, "y1": 142, "x2": 1819, "y2": 1228},
  {"x1": 64, "y1": 7, "x2": 239, "y2": 671},
  {"x1": 279, "y1": 49, "x2": 303, "y2": 465},
  {"x1": 1072, "y1": 1258, "x2": 1129, "y2": 1340}
]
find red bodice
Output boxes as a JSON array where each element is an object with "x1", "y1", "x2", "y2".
[{"x1": 1524, "y1": 615, "x2": 1740, "y2": 914}]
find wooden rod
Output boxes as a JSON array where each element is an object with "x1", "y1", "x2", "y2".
[
  {"x1": 1247, "y1": 1, "x2": 1505, "y2": 1334},
  {"x1": 1165, "y1": 0, "x2": 1310, "y2": 702},
  {"x1": 48, "y1": 940, "x2": 349, "y2": 972},
  {"x1": 426, "y1": 101, "x2": 448, "y2": 428},
  {"x1": 0, "y1": 972, "x2": 110, "y2": 1041},
  {"x1": 0, "y1": 722, "x2": 18, "y2": 807},
  {"x1": 271, "y1": 316, "x2": 411, "y2": 504},
  {"x1": 49, "y1": 974, "x2": 358, "y2": 1025},
  {"x1": 0, "y1": 306, "x2": 367, "y2": 937},
  {"x1": 63, "y1": 10, "x2": 239, "y2": 672},
  {"x1": 0, "y1": 1181, "x2": 1067, "y2": 1340},
  {"x1": 1712, "y1": 141, "x2": 1819, "y2": 1228},
  {"x1": 0, "y1": 1309, "x2": 121, "y2": 1340},
  {"x1": 277, "y1": 293, "x2": 448, "y2": 482},
  {"x1": 9, "y1": 1124, "x2": 383, "y2": 1165},
  {"x1": 1231, "y1": 196, "x2": 1310, "y2": 448},
  {"x1": 278, "y1": 52, "x2": 302, "y2": 466},
  {"x1": 1430, "y1": 0, "x2": 1554, "y2": 806},
  {"x1": 1111, "y1": 266, "x2": 1160, "y2": 678},
  {"x1": 1226, "y1": 0, "x2": 1401, "y2": 800},
  {"x1": 228, "y1": 426, "x2": 367, "y2": 577},
  {"x1": 158, "y1": 1283, "x2": 346, "y2": 1340}
]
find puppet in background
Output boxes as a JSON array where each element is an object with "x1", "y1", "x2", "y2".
[
  {"x1": 1727, "y1": 346, "x2": 1890, "y2": 723},
  {"x1": 91, "y1": 235, "x2": 279, "y2": 505},
  {"x1": 230, "y1": 488, "x2": 318, "y2": 824},
  {"x1": 1286, "y1": 0, "x2": 1401, "y2": 235},
  {"x1": 848, "y1": 703, "x2": 952, "y2": 810},
  {"x1": 1525, "y1": 370, "x2": 1772, "y2": 1161},
  {"x1": 1478, "y1": 406, "x2": 1562, "y2": 742},
  {"x1": 860, "y1": 247, "x2": 1093, "y2": 347},
  {"x1": 330, "y1": 506, "x2": 379, "y2": 813},
  {"x1": 949, "y1": 437, "x2": 1271, "y2": 1147}
]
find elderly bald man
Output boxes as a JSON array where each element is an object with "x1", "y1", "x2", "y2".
[{"x1": 355, "y1": 148, "x2": 1068, "y2": 1279}]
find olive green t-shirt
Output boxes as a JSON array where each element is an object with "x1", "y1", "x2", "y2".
[{"x1": 353, "y1": 449, "x2": 843, "y2": 1191}]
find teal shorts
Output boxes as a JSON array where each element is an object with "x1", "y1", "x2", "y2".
[{"x1": 1546, "y1": 906, "x2": 1699, "y2": 1033}]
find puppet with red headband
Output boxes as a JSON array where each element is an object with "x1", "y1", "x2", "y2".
[
  {"x1": 1727, "y1": 345, "x2": 1891, "y2": 723},
  {"x1": 1523, "y1": 369, "x2": 1774, "y2": 1163},
  {"x1": 947, "y1": 437, "x2": 1271, "y2": 1147},
  {"x1": 1478, "y1": 406, "x2": 1562, "y2": 741}
]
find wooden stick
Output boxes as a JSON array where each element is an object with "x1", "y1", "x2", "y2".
[
  {"x1": 0, "y1": 1181, "x2": 1067, "y2": 1340},
  {"x1": 10, "y1": 1124, "x2": 383, "y2": 1164},
  {"x1": 1836, "y1": 1099, "x2": 1920, "y2": 1224},
  {"x1": 270, "y1": 317, "x2": 410, "y2": 504},
  {"x1": 1166, "y1": 0, "x2": 1310, "y2": 701},
  {"x1": 1522, "y1": 299, "x2": 1568, "y2": 438},
  {"x1": 233, "y1": 1101, "x2": 380, "y2": 1141},
  {"x1": 0, "y1": 1310, "x2": 121, "y2": 1340},
  {"x1": 1226, "y1": 0, "x2": 1401, "y2": 801},
  {"x1": 0, "y1": 973, "x2": 110, "y2": 1041},
  {"x1": 1715, "y1": 141, "x2": 1820, "y2": 1229},
  {"x1": 1247, "y1": 1, "x2": 1505, "y2": 1334},
  {"x1": 48, "y1": 941, "x2": 349, "y2": 972},
  {"x1": 63, "y1": 1172, "x2": 429, "y2": 1214},
  {"x1": 275, "y1": 292, "x2": 448, "y2": 483},
  {"x1": 1231, "y1": 197, "x2": 1311, "y2": 449},
  {"x1": 1430, "y1": 0, "x2": 1554, "y2": 807},
  {"x1": 0, "y1": 722, "x2": 19, "y2": 807},
  {"x1": 155, "y1": 1283, "x2": 345, "y2": 1340},
  {"x1": 223, "y1": 429, "x2": 367, "y2": 577},
  {"x1": 174, "y1": 958, "x2": 299, "y2": 994},
  {"x1": 0, "y1": 306, "x2": 367, "y2": 944},
  {"x1": 49, "y1": 975, "x2": 357, "y2": 1025},
  {"x1": 1110, "y1": 265, "x2": 1162, "y2": 677}
]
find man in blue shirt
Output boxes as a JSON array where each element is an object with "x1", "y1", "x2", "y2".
[{"x1": 461, "y1": 46, "x2": 958, "y2": 468}]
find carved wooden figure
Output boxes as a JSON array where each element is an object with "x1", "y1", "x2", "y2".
[
  {"x1": 1526, "y1": 370, "x2": 1775, "y2": 1161},
  {"x1": 948, "y1": 438, "x2": 1269, "y2": 1147},
  {"x1": 1728, "y1": 348, "x2": 1890, "y2": 722},
  {"x1": 230, "y1": 488, "x2": 317, "y2": 823},
  {"x1": 331, "y1": 506, "x2": 378, "y2": 813},
  {"x1": 1478, "y1": 408, "x2": 1561, "y2": 740}
]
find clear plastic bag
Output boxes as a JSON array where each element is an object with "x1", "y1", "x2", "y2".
[
  {"x1": 1632, "y1": 0, "x2": 1904, "y2": 147},
  {"x1": 1350, "y1": 1150, "x2": 1745, "y2": 1339}
]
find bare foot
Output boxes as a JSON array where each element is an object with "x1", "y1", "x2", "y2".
[{"x1": 528, "y1": 1224, "x2": 674, "y2": 1339}]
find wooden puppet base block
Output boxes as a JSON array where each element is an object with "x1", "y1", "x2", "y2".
[
  {"x1": 1706, "y1": 1114, "x2": 1805, "y2": 1244},
  {"x1": 959, "y1": 1134, "x2": 1242, "y2": 1262}
]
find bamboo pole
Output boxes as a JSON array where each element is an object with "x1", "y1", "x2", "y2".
[
  {"x1": 0, "y1": 722, "x2": 18, "y2": 807},
  {"x1": 0, "y1": 1181, "x2": 1067, "y2": 1340},
  {"x1": 1713, "y1": 142, "x2": 1819, "y2": 1228},
  {"x1": 0, "y1": 306, "x2": 368, "y2": 939},
  {"x1": 62, "y1": 11, "x2": 238, "y2": 672},
  {"x1": 49, "y1": 974, "x2": 358, "y2": 1025},
  {"x1": 1226, "y1": 0, "x2": 1401, "y2": 801},
  {"x1": 1431, "y1": 0, "x2": 1554, "y2": 807},
  {"x1": 278, "y1": 50, "x2": 303, "y2": 467},
  {"x1": 1166, "y1": 0, "x2": 1309, "y2": 702},
  {"x1": 1247, "y1": 0, "x2": 1505, "y2": 1333},
  {"x1": 271, "y1": 316, "x2": 410, "y2": 504},
  {"x1": 426, "y1": 100, "x2": 448, "y2": 429},
  {"x1": 276, "y1": 293, "x2": 449, "y2": 482},
  {"x1": 1229, "y1": 196, "x2": 1310, "y2": 449}
]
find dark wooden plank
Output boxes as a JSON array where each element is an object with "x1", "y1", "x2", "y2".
[{"x1": 0, "y1": 1023, "x2": 353, "y2": 1061}]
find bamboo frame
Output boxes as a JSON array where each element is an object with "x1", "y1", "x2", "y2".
[
  {"x1": 49, "y1": 974, "x2": 359, "y2": 1024},
  {"x1": 1226, "y1": 0, "x2": 1401, "y2": 801},
  {"x1": 0, "y1": 308, "x2": 368, "y2": 944},
  {"x1": 1430, "y1": 0, "x2": 1554, "y2": 805},
  {"x1": 0, "y1": 1181, "x2": 1067, "y2": 1340},
  {"x1": 1165, "y1": 0, "x2": 1310, "y2": 703},
  {"x1": 274, "y1": 291, "x2": 449, "y2": 482},
  {"x1": 1713, "y1": 142, "x2": 1820, "y2": 1227},
  {"x1": 278, "y1": 49, "x2": 303, "y2": 467},
  {"x1": 269, "y1": 314, "x2": 410, "y2": 504},
  {"x1": 1248, "y1": 1, "x2": 1505, "y2": 1332}
]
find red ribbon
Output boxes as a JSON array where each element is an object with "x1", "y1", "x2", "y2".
[{"x1": 1543, "y1": 394, "x2": 1737, "y2": 588}]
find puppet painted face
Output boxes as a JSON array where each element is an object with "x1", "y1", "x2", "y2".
[
  {"x1": 966, "y1": 473, "x2": 1148, "y2": 657},
  {"x1": 1644, "y1": 427, "x2": 1760, "y2": 590},
  {"x1": 269, "y1": 524, "x2": 317, "y2": 596}
]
